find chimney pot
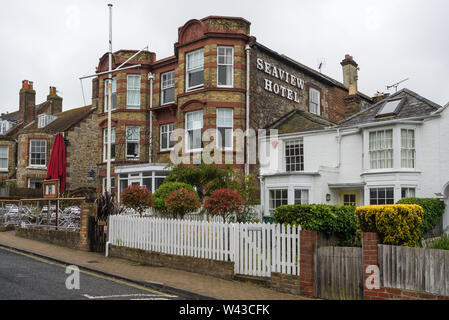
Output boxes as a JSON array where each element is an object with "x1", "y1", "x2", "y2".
[{"x1": 29, "y1": 81, "x2": 33, "y2": 90}]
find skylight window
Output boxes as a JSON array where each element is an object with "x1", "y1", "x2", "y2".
[{"x1": 376, "y1": 99, "x2": 403, "y2": 117}]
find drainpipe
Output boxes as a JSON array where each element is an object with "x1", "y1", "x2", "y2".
[
  {"x1": 245, "y1": 45, "x2": 251, "y2": 176},
  {"x1": 148, "y1": 72, "x2": 155, "y2": 163}
]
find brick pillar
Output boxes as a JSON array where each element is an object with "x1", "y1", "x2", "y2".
[
  {"x1": 79, "y1": 202, "x2": 95, "y2": 251},
  {"x1": 362, "y1": 232, "x2": 382, "y2": 300},
  {"x1": 299, "y1": 230, "x2": 318, "y2": 297}
]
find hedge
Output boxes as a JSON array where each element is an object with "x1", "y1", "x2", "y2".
[
  {"x1": 356, "y1": 204, "x2": 424, "y2": 247},
  {"x1": 274, "y1": 204, "x2": 358, "y2": 246},
  {"x1": 152, "y1": 182, "x2": 198, "y2": 214},
  {"x1": 396, "y1": 198, "x2": 445, "y2": 238}
]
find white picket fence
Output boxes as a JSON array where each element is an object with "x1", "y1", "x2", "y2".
[{"x1": 108, "y1": 215, "x2": 301, "y2": 277}]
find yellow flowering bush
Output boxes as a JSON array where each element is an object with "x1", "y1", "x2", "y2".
[{"x1": 356, "y1": 205, "x2": 424, "y2": 247}]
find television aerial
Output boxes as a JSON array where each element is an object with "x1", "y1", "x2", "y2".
[{"x1": 387, "y1": 78, "x2": 409, "y2": 92}]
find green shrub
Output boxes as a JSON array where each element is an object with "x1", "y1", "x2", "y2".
[
  {"x1": 429, "y1": 235, "x2": 449, "y2": 250},
  {"x1": 396, "y1": 198, "x2": 445, "y2": 238},
  {"x1": 356, "y1": 205, "x2": 424, "y2": 247},
  {"x1": 274, "y1": 204, "x2": 358, "y2": 246},
  {"x1": 152, "y1": 182, "x2": 197, "y2": 214}
]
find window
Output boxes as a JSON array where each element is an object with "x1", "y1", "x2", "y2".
[
  {"x1": 342, "y1": 193, "x2": 357, "y2": 206},
  {"x1": 0, "y1": 146, "x2": 8, "y2": 170},
  {"x1": 102, "y1": 177, "x2": 116, "y2": 195},
  {"x1": 401, "y1": 187, "x2": 416, "y2": 199},
  {"x1": 103, "y1": 128, "x2": 116, "y2": 162},
  {"x1": 186, "y1": 49, "x2": 204, "y2": 91},
  {"x1": 28, "y1": 178, "x2": 43, "y2": 189},
  {"x1": 377, "y1": 99, "x2": 403, "y2": 117},
  {"x1": 217, "y1": 46, "x2": 233, "y2": 87},
  {"x1": 294, "y1": 189, "x2": 309, "y2": 205},
  {"x1": 29, "y1": 140, "x2": 46, "y2": 166},
  {"x1": 369, "y1": 129, "x2": 393, "y2": 169},
  {"x1": 369, "y1": 187, "x2": 394, "y2": 205},
  {"x1": 285, "y1": 140, "x2": 304, "y2": 172},
  {"x1": 160, "y1": 123, "x2": 174, "y2": 151},
  {"x1": 401, "y1": 129, "x2": 415, "y2": 168},
  {"x1": 309, "y1": 88, "x2": 320, "y2": 115},
  {"x1": 104, "y1": 77, "x2": 117, "y2": 112},
  {"x1": 161, "y1": 71, "x2": 175, "y2": 105},
  {"x1": 216, "y1": 108, "x2": 233, "y2": 149},
  {"x1": 38, "y1": 114, "x2": 57, "y2": 128},
  {"x1": 127, "y1": 75, "x2": 141, "y2": 108},
  {"x1": 269, "y1": 189, "x2": 288, "y2": 214},
  {"x1": 126, "y1": 126, "x2": 140, "y2": 159},
  {"x1": 186, "y1": 110, "x2": 203, "y2": 151}
]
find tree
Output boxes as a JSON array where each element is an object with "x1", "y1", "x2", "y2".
[
  {"x1": 204, "y1": 188, "x2": 243, "y2": 222},
  {"x1": 152, "y1": 182, "x2": 197, "y2": 214},
  {"x1": 165, "y1": 188, "x2": 201, "y2": 219},
  {"x1": 233, "y1": 173, "x2": 260, "y2": 223},
  {"x1": 120, "y1": 185, "x2": 153, "y2": 217}
]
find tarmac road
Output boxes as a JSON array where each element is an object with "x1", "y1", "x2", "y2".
[{"x1": 0, "y1": 247, "x2": 181, "y2": 300}]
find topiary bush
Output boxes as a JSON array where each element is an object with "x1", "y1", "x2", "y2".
[
  {"x1": 152, "y1": 182, "x2": 197, "y2": 214},
  {"x1": 396, "y1": 198, "x2": 445, "y2": 238},
  {"x1": 356, "y1": 204, "x2": 424, "y2": 247},
  {"x1": 274, "y1": 204, "x2": 359, "y2": 246},
  {"x1": 204, "y1": 188, "x2": 243, "y2": 222},
  {"x1": 165, "y1": 188, "x2": 201, "y2": 219},
  {"x1": 120, "y1": 185, "x2": 153, "y2": 217}
]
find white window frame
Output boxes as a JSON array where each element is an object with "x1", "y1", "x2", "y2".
[
  {"x1": 401, "y1": 187, "x2": 416, "y2": 199},
  {"x1": 369, "y1": 129, "x2": 394, "y2": 170},
  {"x1": 104, "y1": 77, "x2": 117, "y2": 112},
  {"x1": 185, "y1": 110, "x2": 203, "y2": 152},
  {"x1": 38, "y1": 114, "x2": 57, "y2": 129},
  {"x1": 186, "y1": 49, "x2": 204, "y2": 92},
  {"x1": 103, "y1": 127, "x2": 116, "y2": 162},
  {"x1": 268, "y1": 188, "x2": 289, "y2": 215},
  {"x1": 126, "y1": 126, "x2": 140, "y2": 159},
  {"x1": 29, "y1": 139, "x2": 46, "y2": 167},
  {"x1": 285, "y1": 139, "x2": 304, "y2": 172},
  {"x1": 161, "y1": 71, "x2": 175, "y2": 105},
  {"x1": 309, "y1": 88, "x2": 320, "y2": 115},
  {"x1": 0, "y1": 146, "x2": 8, "y2": 171},
  {"x1": 401, "y1": 129, "x2": 415, "y2": 169},
  {"x1": 160, "y1": 123, "x2": 174, "y2": 151},
  {"x1": 126, "y1": 74, "x2": 141, "y2": 109},
  {"x1": 28, "y1": 178, "x2": 44, "y2": 189},
  {"x1": 294, "y1": 189, "x2": 309, "y2": 205},
  {"x1": 217, "y1": 46, "x2": 234, "y2": 88},
  {"x1": 102, "y1": 176, "x2": 116, "y2": 195},
  {"x1": 369, "y1": 187, "x2": 395, "y2": 205},
  {"x1": 216, "y1": 108, "x2": 233, "y2": 150}
]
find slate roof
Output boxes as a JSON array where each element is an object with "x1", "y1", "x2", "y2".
[
  {"x1": 266, "y1": 109, "x2": 336, "y2": 134},
  {"x1": 21, "y1": 105, "x2": 96, "y2": 134},
  {"x1": 339, "y1": 88, "x2": 442, "y2": 127}
]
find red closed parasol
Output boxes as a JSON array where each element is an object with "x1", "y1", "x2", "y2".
[{"x1": 46, "y1": 133, "x2": 66, "y2": 193}]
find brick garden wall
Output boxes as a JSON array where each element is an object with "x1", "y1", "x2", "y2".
[{"x1": 16, "y1": 227, "x2": 83, "y2": 250}]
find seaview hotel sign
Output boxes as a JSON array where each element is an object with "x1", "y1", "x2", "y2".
[{"x1": 256, "y1": 58, "x2": 304, "y2": 103}]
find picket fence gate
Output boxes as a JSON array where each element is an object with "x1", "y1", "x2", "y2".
[{"x1": 108, "y1": 215, "x2": 301, "y2": 278}]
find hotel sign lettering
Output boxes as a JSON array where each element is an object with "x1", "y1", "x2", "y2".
[{"x1": 256, "y1": 58, "x2": 304, "y2": 103}]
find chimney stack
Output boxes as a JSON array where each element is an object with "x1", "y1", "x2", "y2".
[
  {"x1": 19, "y1": 80, "x2": 36, "y2": 123},
  {"x1": 340, "y1": 54, "x2": 359, "y2": 92},
  {"x1": 47, "y1": 86, "x2": 62, "y2": 114}
]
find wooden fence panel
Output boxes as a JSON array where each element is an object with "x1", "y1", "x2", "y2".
[
  {"x1": 314, "y1": 246, "x2": 363, "y2": 300},
  {"x1": 379, "y1": 245, "x2": 449, "y2": 296}
]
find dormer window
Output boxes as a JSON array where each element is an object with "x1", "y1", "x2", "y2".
[
  {"x1": 376, "y1": 98, "x2": 404, "y2": 118},
  {"x1": 38, "y1": 114, "x2": 57, "y2": 128}
]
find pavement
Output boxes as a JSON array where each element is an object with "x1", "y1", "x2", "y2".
[{"x1": 0, "y1": 231, "x2": 311, "y2": 300}]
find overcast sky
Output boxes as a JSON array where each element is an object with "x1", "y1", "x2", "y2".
[{"x1": 0, "y1": 0, "x2": 448, "y2": 113}]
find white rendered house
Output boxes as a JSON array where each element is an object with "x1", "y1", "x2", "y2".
[{"x1": 259, "y1": 89, "x2": 449, "y2": 233}]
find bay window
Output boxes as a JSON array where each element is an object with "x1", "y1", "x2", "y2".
[
  {"x1": 401, "y1": 187, "x2": 416, "y2": 199},
  {"x1": 269, "y1": 189, "x2": 288, "y2": 214},
  {"x1": 161, "y1": 71, "x2": 175, "y2": 105},
  {"x1": 369, "y1": 129, "x2": 393, "y2": 169},
  {"x1": 216, "y1": 108, "x2": 233, "y2": 149},
  {"x1": 126, "y1": 126, "x2": 140, "y2": 159},
  {"x1": 294, "y1": 189, "x2": 309, "y2": 204},
  {"x1": 126, "y1": 74, "x2": 141, "y2": 109},
  {"x1": 186, "y1": 110, "x2": 203, "y2": 151},
  {"x1": 217, "y1": 46, "x2": 233, "y2": 87},
  {"x1": 186, "y1": 49, "x2": 204, "y2": 91},
  {"x1": 401, "y1": 129, "x2": 415, "y2": 168},
  {"x1": 369, "y1": 187, "x2": 394, "y2": 205}
]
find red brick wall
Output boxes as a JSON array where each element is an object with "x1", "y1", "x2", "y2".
[{"x1": 299, "y1": 230, "x2": 317, "y2": 297}]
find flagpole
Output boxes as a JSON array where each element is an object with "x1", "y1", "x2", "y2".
[{"x1": 106, "y1": 3, "x2": 113, "y2": 195}]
